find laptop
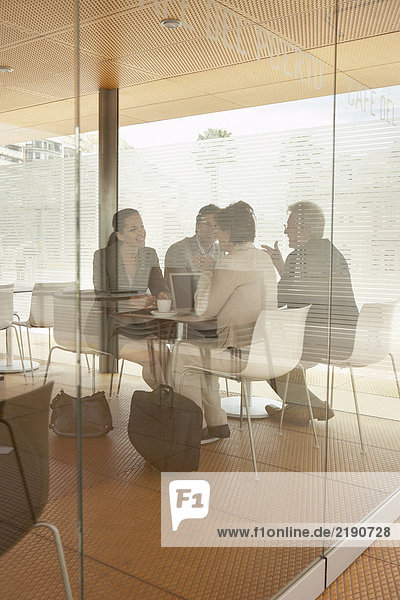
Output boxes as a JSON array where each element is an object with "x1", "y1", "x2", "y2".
[{"x1": 169, "y1": 272, "x2": 200, "y2": 314}]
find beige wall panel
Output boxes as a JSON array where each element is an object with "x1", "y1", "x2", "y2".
[
  {"x1": 0, "y1": 22, "x2": 36, "y2": 46},
  {"x1": 221, "y1": 0, "x2": 335, "y2": 26},
  {"x1": 75, "y1": 4, "x2": 208, "y2": 59},
  {"x1": 12, "y1": 73, "x2": 77, "y2": 101},
  {"x1": 45, "y1": 113, "x2": 99, "y2": 135},
  {"x1": 267, "y1": 7, "x2": 335, "y2": 50},
  {"x1": 122, "y1": 33, "x2": 262, "y2": 79},
  {"x1": 313, "y1": 32, "x2": 400, "y2": 71},
  {"x1": 119, "y1": 114, "x2": 144, "y2": 127},
  {"x1": 344, "y1": 65, "x2": 400, "y2": 90},
  {"x1": 215, "y1": 71, "x2": 350, "y2": 107},
  {"x1": 80, "y1": 94, "x2": 99, "y2": 110},
  {"x1": 78, "y1": 55, "x2": 158, "y2": 93},
  {"x1": 266, "y1": 0, "x2": 399, "y2": 49},
  {"x1": 79, "y1": 0, "x2": 141, "y2": 23},
  {"x1": 119, "y1": 80, "x2": 199, "y2": 109},
  {"x1": 1, "y1": 0, "x2": 398, "y2": 132},
  {"x1": 0, "y1": 0, "x2": 75, "y2": 35},
  {"x1": 170, "y1": 52, "x2": 333, "y2": 95},
  {"x1": 0, "y1": 99, "x2": 77, "y2": 127},
  {"x1": 120, "y1": 94, "x2": 241, "y2": 121},
  {"x1": 0, "y1": 88, "x2": 55, "y2": 114},
  {"x1": 0, "y1": 38, "x2": 75, "y2": 87}
]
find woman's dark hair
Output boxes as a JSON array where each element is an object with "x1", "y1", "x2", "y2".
[
  {"x1": 107, "y1": 208, "x2": 140, "y2": 246},
  {"x1": 215, "y1": 201, "x2": 256, "y2": 244}
]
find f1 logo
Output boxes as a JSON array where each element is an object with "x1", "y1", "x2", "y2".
[{"x1": 169, "y1": 480, "x2": 210, "y2": 531}]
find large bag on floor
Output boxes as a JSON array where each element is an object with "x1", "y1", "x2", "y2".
[
  {"x1": 128, "y1": 384, "x2": 202, "y2": 471},
  {"x1": 49, "y1": 390, "x2": 113, "y2": 438}
]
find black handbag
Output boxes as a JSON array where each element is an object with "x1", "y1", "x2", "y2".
[
  {"x1": 128, "y1": 384, "x2": 202, "y2": 471},
  {"x1": 49, "y1": 390, "x2": 113, "y2": 438}
]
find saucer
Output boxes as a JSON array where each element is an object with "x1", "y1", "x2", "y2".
[{"x1": 151, "y1": 310, "x2": 177, "y2": 317}]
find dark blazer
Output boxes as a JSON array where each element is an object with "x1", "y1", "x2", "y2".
[
  {"x1": 278, "y1": 238, "x2": 359, "y2": 362},
  {"x1": 93, "y1": 243, "x2": 166, "y2": 297},
  {"x1": 92, "y1": 243, "x2": 167, "y2": 351}
]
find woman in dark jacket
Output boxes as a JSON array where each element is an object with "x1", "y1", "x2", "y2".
[
  {"x1": 93, "y1": 208, "x2": 167, "y2": 303},
  {"x1": 93, "y1": 208, "x2": 169, "y2": 387}
]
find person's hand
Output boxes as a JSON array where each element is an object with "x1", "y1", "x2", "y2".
[
  {"x1": 156, "y1": 291, "x2": 169, "y2": 300},
  {"x1": 193, "y1": 254, "x2": 215, "y2": 273},
  {"x1": 127, "y1": 294, "x2": 155, "y2": 310},
  {"x1": 261, "y1": 241, "x2": 284, "y2": 276}
]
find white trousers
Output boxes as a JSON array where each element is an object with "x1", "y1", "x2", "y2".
[{"x1": 171, "y1": 340, "x2": 243, "y2": 428}]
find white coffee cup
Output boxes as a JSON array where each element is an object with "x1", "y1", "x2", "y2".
[{"x1": 157, "y1": 298, "x2": 172, "y2": 313}]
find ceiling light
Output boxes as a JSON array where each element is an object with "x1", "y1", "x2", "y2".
[
  {"x1": 0, "y1": 66, "x2": 13, "y2": 73},
  {"x1": 160, "y1": 19, "x2": 181, "y2": 29}
]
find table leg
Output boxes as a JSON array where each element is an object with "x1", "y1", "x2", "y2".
[
  {"x1": 0, "y1": 327, "x2": 39, "y2": 374},
  {"x1": 221, "y1": 381, "x2": 282, "y2": 419}
]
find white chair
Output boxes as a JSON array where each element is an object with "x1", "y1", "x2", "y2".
[
  {"x1": 0, "y1": 283, "x2": 26, "y2": 380},
  {"x1": 178, "y1": 306, "x2": 313, "y2": 474},
  {"x1": 0, "y1": 382, "x2": 72, "y2": 599},
  {"x1": 13, "y1": 282, "x2": 76, "y2": 378},
  {"x1": 326, "y1": 301, "x2": 400, "y2": 453},
  {"x1": 44, "y1": 290, "x2": 114, "y2": 394}
]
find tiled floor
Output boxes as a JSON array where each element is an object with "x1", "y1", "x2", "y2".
[{"x1": 1, "y1": 359, "x2": 400, "y2": 599}]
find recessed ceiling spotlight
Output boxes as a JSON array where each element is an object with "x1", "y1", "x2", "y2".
[
  {"x1": 0, "y1": 66, "x2": 13, "y2": 73},
  {"x1": 160, "y1": 18, "x2": 181, "y2": 29}
]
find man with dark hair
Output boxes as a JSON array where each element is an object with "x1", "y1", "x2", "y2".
[
  {"x1": 263, "y1": 201, "x2": 359, "y2": 424},
  {"x1": 164, "y1": 204, "x2": 222, "y2": 280}
]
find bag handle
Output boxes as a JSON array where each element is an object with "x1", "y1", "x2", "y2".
[
  {"x1": 158, "y1": 384, "x2": 173, "y2": 406},
  {"x1": 147, "y1": 336, "x2": 169, "y2": 386}
]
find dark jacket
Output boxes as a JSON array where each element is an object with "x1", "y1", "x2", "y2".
[
  {"x1": 278, "y1": 238, "x2": 359, "y2": 362},
  {"x1": 93, "y1": 243, "x2": 166, "y2": 297},
  {"x1": 92, "y1": 243, "x2": 167, "y2": 349}
]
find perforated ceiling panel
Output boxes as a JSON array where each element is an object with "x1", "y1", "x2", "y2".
[{"x1": 0, "y1": 0, "x2": 399, "y2": 141}]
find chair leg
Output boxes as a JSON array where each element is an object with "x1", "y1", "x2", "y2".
[
  {"x1": 299, "y1": 364, "x2": 319, "y2": 448},
  {"x1": 91, "y1": 354, "x2": 96, "y2": 394},
  {"x1": 279, "y1": 372, "x2": 290, "y2": 435},
  {"x1": 44, "y1": 347, "x2": 56, "y2": 383},
  {"x1": 85, "y1": 353, "x2": 91, "y2": 373},
  {"x1": 0, "y1": 417, "x2": 72, "y2": 599},
  {"x1": 117, "y1": 359, "x2": 125, "y2": 394},
  {"x1": 179, "y1": 368, "x2": 191, "y2": 394},
  {"x1": 34, "y1": 521, "x2": 73, "y2": 600},
  {"x1": 109, "y1": 359, "x2": 115, "y2": 397},
  {"x1": 241, "y1": 380, "x2": 258, "y2": 475},
  {"x1": 26, "y1": 328, "x2": 34, "y2": 379},
  {"x1": 225, "y1": 379, "x2": 229, "y2": 397},
  {"x1": 329, "y1": 365, "x2": 335, "y2": 409},
  {"x1": 349, "y1": 365, "x2": 365, "y2": 453},
  {"x1": 239, "y1": 382, "x2": 243, "y2": 429},
  {"x1": 18, "y1": 325, "x2": 25, "y2": 364},
  {"x1": 10, "y1": 325, "x2": 26, "y2": 381},
  {"x1": 389, "y1": 353, "x2": 400, "y2": 399}
]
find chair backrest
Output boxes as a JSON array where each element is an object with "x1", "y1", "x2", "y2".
[
  {"x1": 0, "y1": 382, "x2": 53, "y2": 555},
  {"x1": 28, "y1": 282, "x2": 75, "y2": 327},
  {"x1": 53, "y1": 290, "x2": 103, "y2": 352},
  {"x1": 241, "y1": 306, "x2": 310, "y2": 380},
  {"x1": 347, "y1": 301, "x2": 398, "y2": 367},
  {"x1": 0, "y1": 284, "x2": 14, "y2": 330}
]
